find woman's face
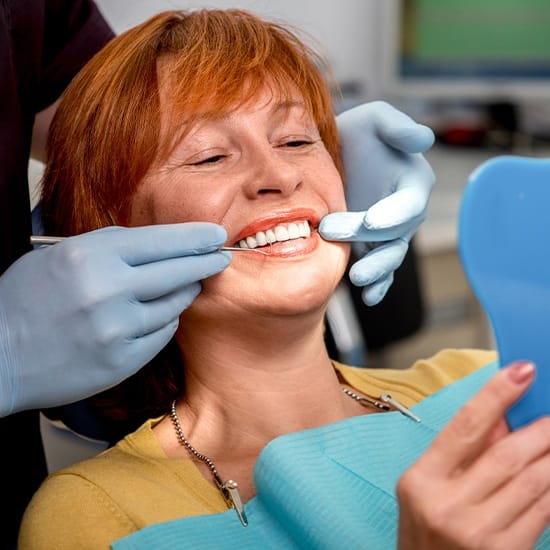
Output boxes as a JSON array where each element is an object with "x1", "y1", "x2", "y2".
[{"x1": 130, "y1": 85, "x2": 349, "y2": 321}]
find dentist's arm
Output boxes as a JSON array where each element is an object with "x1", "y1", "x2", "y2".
[
  {"x1": 319, "y1": 101, "x2": 435, "y2": 305},
  {"x1": 0, "y1": 223, "x2": 229, "y2": 416}
]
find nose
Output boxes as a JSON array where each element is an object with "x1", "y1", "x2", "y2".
[{"x1": 242, "y1": 146, "x2": 302, "y2": 199}]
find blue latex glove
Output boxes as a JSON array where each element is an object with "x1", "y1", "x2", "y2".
[
  {"x1": 319, "y1": 101, "x2": 435, "y2": 306},
  {"x1": 0, "y1": 223, "x2": 229, "y2": 416}
]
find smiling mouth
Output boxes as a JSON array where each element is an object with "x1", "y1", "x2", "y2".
[{"x1": 234, "y1": 220, "x2": 312, "y2": 250}]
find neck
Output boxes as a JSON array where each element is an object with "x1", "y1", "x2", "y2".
[
  {"x1": 173, "y1": 307, "x2": 352, "y2": 444},
  {"x1": 157, "y1": 306, "x2": 361, "y2": 504}
]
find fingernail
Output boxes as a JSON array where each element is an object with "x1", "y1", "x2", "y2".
[{"x1": 507, "y1": 361, "x2": 535, "y2": 384}]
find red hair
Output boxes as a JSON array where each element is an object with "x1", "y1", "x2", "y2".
[
  {"x1": 40, "y1": 9, "x2": 342, "y2": 433},
  {"x1": 41, "y1": 8, "x2": 342, "y2": 235}
]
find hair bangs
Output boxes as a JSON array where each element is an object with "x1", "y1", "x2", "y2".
[{"x1": 155, "y1": 10, "x2": 342, "y2": 173}]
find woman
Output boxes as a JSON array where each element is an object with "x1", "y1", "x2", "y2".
[{"x1": 19, "y1": 9, "x2": 550, "y2": 549}]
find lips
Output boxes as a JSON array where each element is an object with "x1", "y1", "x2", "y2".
[
  {"x1": 232, "y1": 209, "x2": 319, "y2": 250},
  {"x1": 235, "y1": 220, "x2": 311, "y2": 250}
]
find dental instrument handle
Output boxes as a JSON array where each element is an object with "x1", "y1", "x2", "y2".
[
  {"x1": 30, "y1": 235, "x2": 65, "y2": 245},
  {"x1": 30, "y1": 236, "x2": 271, "y2": 255}
]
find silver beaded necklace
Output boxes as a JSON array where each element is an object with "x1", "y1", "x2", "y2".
[
  {"x1": 341, "y1": 387, "x2": 421, "y2": 422},
  {"x1": 170, "y1": 400, "x2": 248, "y2": 527},
  {"x1": 170, "y1": 388, "x2": 419, "y2": 527}
]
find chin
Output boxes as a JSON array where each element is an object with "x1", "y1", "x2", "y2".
[
  {"x1": 269, "y1": 291, "x2": 331, "y2": 317},
  {"x1": 194, "y1": 241, "x2": 349, "y2": 319},
  {"x1": 225, "y1": 251, "x2": 346, "y2": 315}
]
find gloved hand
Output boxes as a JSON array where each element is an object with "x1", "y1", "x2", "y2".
[
  {"x1": 0, "y1": 223, "x2": 229, "y2": 416},
  {"x1": 319, "y1": 101, "x2": 435, "y2": 306}
]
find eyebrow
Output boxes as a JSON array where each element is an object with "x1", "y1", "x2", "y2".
[
  {"x1": 178, "y1": 98, "x2": 308, "y2": 129},
  {"x1": 270, "y1": 99, "x2": 307, "y2": 114}
]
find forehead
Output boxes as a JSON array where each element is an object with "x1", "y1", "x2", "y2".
[
  {"x1": 156, "y1": 63, "x2": 312, "y2": 145},
  {"x1": 159, "y1": 56, "x2": 307, "y2": 112}
]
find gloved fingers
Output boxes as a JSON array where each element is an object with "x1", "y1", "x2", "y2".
[
  {"x1": 364, "y1": 156, "x2": 434, "y2": 230},
  {"x1": 74, "y1": 283, "x2": 200, "y2": 373},
  {"x1": 348, "y1": 239, "x2": 408, "y2": 287},
  {"x1": 96, "y1": 283, "x2": 199, "y2": 354},
  {"x1": 362, "y1": 181, "x2": 429, "y2": 233},
  {"x1": 337, "y1": 101, "x2": 434, "y2": 154},
  {"x1": 106, "y1": 317, "x2": 181, "y2": 378},
  {"x1": 361, "y1": 273, "x2": 394, "y2": 307},
  {"x1": 85, "y1": 222, "x2": 227, "y2": 266},
  {"x1": 371, "y1": 101, "x2": 435, "y2": 153},
  {"x1": 123, "y1": 318, "x2": 181, "y2": 370},
  {"x1": 319, "y1": 210, "x2": 419, "y2": 243},
  {"x1": 131, "y1": 251, "x2": 230, "y2": 301},
  {"x1": 319, "y1": 211, "x2": 367, "y2": 241},
  {"x1": 132, "y1": 282, "x2": 201, "y2": 339}
]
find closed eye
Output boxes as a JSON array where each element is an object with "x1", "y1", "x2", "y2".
[
  {"x1": 283, "y1": 139, "x2": 315, "y2": 148},
  {"x1": 191, "y1": 154, "x2": 226, "y2": 165}
]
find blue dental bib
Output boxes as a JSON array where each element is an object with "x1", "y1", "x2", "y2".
[{"x1": 112, "y1": 361, "x2": 550, "y2": 550}]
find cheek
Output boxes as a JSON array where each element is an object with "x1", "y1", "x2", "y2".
[
  {"x1": 130, "y1": 192, "x2": 194, "y2": 225},
  {"x1": 328, "y1": 184, "x2": 347, "y2": 212},
  {"x1": 129, "y1": 177, "x2": 229, "y2": 225},
  {"x1": 313, "y1": 158, "x2": 346, "y2": 212}
]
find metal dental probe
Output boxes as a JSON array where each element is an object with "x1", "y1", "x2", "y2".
[{"x1": 29, "y1": 236, "x2": 273, "y2": 255}]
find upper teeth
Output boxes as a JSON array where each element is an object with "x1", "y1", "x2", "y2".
[{"x1": 237, "y1": 221, "x2": 311, "y2": 249}]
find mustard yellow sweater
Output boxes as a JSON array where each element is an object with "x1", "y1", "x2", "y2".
[{"x1": 19, "y1": 349, "x2": 496, "y2": 549}]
